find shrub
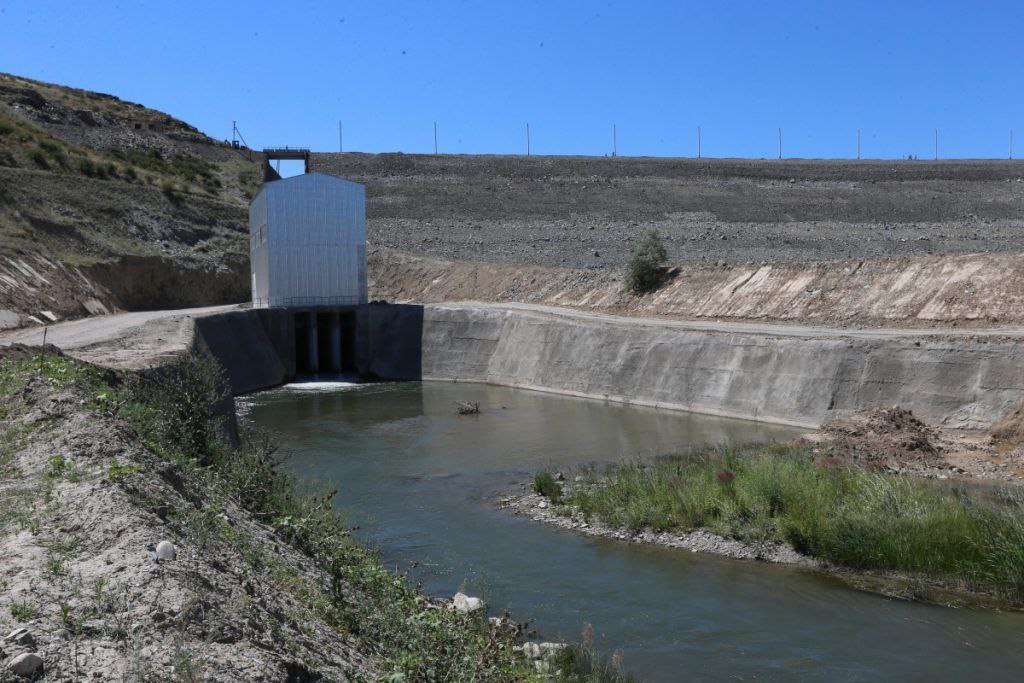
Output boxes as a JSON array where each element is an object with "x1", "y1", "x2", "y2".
[
  {"x1": 624, "y1": 229, "x2": 668, "y2": 294},
  {"x1": 533, "y1": 471, "x2": 564, "y2": 503},
  {"x1": 28, "y1": 147, "x2": 49, "y2": 169},
  {"x1": 78, "y1": 158, "x2": 97, "y2": 177},
  {"x1": 161, "y1": 180, "x2": 180, "y2": 202}
]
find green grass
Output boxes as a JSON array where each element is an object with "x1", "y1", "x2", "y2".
[
  {"x1": 553, "y1": 645, "x2": 639, "y2": 683},
  {"x1": 567, "y1": 444, "x2": 1024, "y2": 602},
  {"x1": 9, "y1": 600, "x2": 39, "y2": 622},
  {"x1": 534, "y1": 471, "x2": 564, "y2": 503}
]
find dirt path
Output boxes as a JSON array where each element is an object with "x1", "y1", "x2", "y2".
[
  {"x1": 0, "y1": 304, "x2": 239, "y2": 369},
  {"x1": 435, "y1": 300, "x2": 1024, "y2": 341}
]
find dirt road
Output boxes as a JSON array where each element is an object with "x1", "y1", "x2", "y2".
[{"x1": 0, "y1": 304, "x2": 238, "y2": 368}]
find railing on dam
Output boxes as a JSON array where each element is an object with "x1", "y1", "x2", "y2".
[{"x1": 252, "y1": 296, "x2": 362, "y2": 309}]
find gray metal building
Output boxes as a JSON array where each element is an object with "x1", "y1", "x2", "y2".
[{"x1": 249, "y1": 172, "x2": 367, "y2": 308}]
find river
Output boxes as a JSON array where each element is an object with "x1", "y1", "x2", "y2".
[{"x1": 241, "y1": 381, "x2": 1024, "y2": 682}]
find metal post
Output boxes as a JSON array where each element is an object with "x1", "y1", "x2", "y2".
[
  {"x1": 857, "y1": 129, "x2": 861, "y2": 160},
  {"x1": 697, "y1": 126, "x2": 701, "y2": 158},
  {"x1": 1010, "y1": 129, "x2": 1014, "y2": 160},
  {"x1": 934, "y1": 129, "x2": 938, "y2": 160},
  {"x1": 526, "y1": 123, "x2": 531, "y2": 156},
  {"x1": 434, "y1": 121, "x2": 438, "y2": 154},
  {"x1": 778, "y1": 127, "x2": 782, "y2": 159}
]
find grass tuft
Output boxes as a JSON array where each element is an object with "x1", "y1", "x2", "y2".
[
  {"x1": 534, "y1": 471, "x2": 564, "y2": 503},
  {"x1": 568, "y1": 444, "x2": 1024, "y2": 601}
]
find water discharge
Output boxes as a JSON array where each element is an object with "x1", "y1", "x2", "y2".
[{"x1": 242, "y1": 382, "x2": 1024, "y2": 681}]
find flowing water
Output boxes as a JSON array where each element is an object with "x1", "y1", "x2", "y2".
[{"x1": 242, "y1": 381, "x2": 1024, "y2": 682}]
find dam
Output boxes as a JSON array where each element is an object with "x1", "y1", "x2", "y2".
[{"x1": 8, "y1": 301, "x2": 1024, "y2": 432}]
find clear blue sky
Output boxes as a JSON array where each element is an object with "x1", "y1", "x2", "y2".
[{"x1": 2, "y1": 1, "x2": 1022, "y2": 159}]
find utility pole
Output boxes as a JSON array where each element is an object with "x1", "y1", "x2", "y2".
[
  {"x1": 338, "y1": 121, "x2": 343, "y2": 153},
  {"x1": 697, "y1": 126, "x2": 701, "y2": 158},
  {"x1": 934, "y1": 129, "x2": 938, "y2": 160},
  {"x1": 857, "y1": 129, "x2": 861, "y2": 160},
  {"x1": 434, "y1": 122, "x2": 438, "y2": 155},
  {"x1": 778, "y1": 127, "x2": 782, "y2": 159},
  {"x1": 612, "y1": 124, "x2": 617, "y2": 157}
]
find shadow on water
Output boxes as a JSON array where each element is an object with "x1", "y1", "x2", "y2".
[{"x1": 243, "y1": 381, "x2": 1024, "y2": 682}]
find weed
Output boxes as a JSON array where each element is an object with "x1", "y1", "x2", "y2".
[
  {"x1": 106, "y1": 459, "x2": 140, "y2": 482},
  {"x1": 10, "y1": 600, "x2": 39, "y2": 621},
  {"x1": 533, "y1": 471, "x2": 564, "y2": 503}
]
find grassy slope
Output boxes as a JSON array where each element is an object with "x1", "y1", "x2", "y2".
[
  {"x1": 0, "y1": 73, "x2": 256, "y2": 317},
  {"x1": 545, "y1": 445, "x2": 1024, "y2": 605}
]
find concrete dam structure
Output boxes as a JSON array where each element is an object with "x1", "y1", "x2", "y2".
[{"x1": 164, "y1": 302, "x2": 1024, "y2": 431}]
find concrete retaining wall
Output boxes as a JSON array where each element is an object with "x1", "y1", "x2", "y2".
[
  {"x1": 362, "y1": 304, "x2": 1024, "y2": 429},
  {"x1": 185, "y1": 303, "x2": 1024, "y2": 430},
  {"x1": 192, "y1": 309, "x2": 292, "y2": 395}
]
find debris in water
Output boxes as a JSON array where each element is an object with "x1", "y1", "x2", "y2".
[{"x1": 456, "y1": 401, "x2": 480, "y2": 415}]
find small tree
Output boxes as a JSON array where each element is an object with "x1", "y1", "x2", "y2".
[{"x1": 624, "y1": 228, "x2": 668, "y2": 294}]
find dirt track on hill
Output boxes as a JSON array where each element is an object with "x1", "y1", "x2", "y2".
[{"x1": 316, "y1": 153, "x2": 1024, "y2": 268}]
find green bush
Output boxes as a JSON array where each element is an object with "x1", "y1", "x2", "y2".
[
  {"x1": 534, "y1": 471, "x2": 564, "y2": 503},
  {"x1": 624, "y1": 229, "x2": 668, "y2": 294}
]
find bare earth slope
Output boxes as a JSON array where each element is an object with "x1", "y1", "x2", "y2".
[
  {"x1": 0, "y1": 73, "x2": 257, "y2": 328},
  {"x1": 315, "y1": 152, "x2": 1024, "y2": 268},
  {"x1": 370, "y1": 248, "x2": 1024, "y2": 327}
]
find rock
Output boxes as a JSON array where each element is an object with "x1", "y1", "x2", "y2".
[
  {"x1": 5, "y1": 629, "x2": 33, "y2": 647},
  {"x1": 7, "y1": 652, "x2": 43, "y2": 677},
  {"x1": 451, "y1": 592, "x2": 484, "y2": 614},
  {"x1": 539, "y1": 642, "x2": 566, "y2": 656},
  {"x1": 154, "y1": 540, "x2": 176, "y2": 561},
  {"x1": 537, "y1": 501, "x2": 548, "y2": 509},
  {"x1": 521, "y1": 641, "x2": 542, "y2": 660}
]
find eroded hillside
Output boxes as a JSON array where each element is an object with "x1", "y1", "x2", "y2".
[{"x1": 0, "y1": 73, "x2": 256, "y2": 328}]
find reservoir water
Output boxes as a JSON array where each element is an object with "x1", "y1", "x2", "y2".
[{"x1": 242, "y1": 381, "x2": 1024, "y2": 682}]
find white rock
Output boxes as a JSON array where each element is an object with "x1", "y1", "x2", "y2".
[
  {"x1": 538, "y1": 501, "x2": 548, "y2": 509},
  {"x1": 521, "y1": 641, "x2": 542, "y2": 660},
  {"x1": 155, "y1": 540, "x2": 176, "y2": 561},
  {"x1": 451, "y1": 592, "x2": 484, "y2": 614},
  {"x1": 7, "y1": 652, "x2": 43, "y2": 677}
]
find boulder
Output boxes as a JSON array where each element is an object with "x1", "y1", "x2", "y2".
[
  {"x1": 7, "y1": 652, "x2": 43, "y2": 678},
  {"x1": 451, "y1": 592, "x2": 484, "y2": 614},
  {"x1": 154, "y1": 540, "x2": 176, "y2": 561}
]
